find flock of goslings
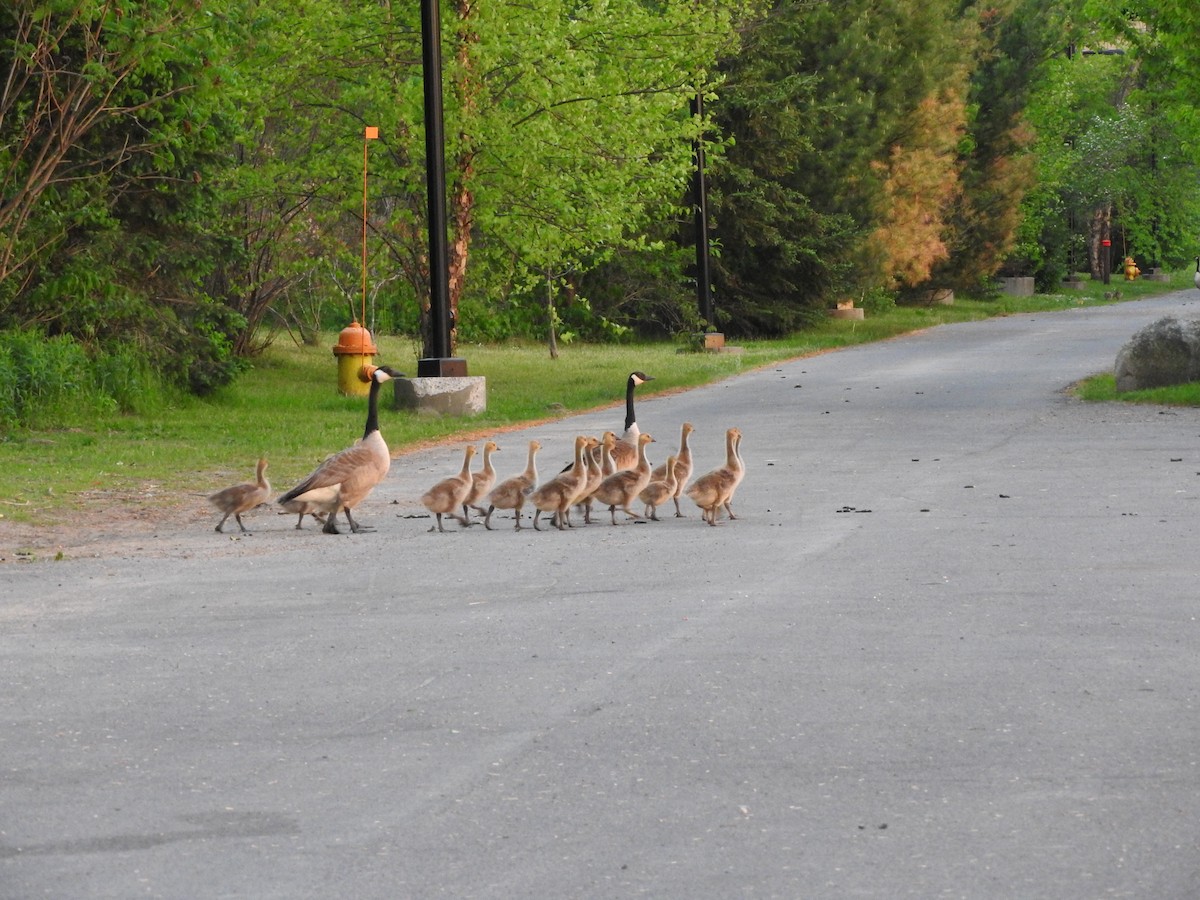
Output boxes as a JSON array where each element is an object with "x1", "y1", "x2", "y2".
[{"x1": 207, "y1": 368, "x2": 744, "y2": 535}]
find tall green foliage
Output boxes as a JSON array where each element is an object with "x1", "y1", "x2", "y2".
[
  {"x1": 1017, "y1": 2, "x2": 1200, "y2": 285},
  {"x1": 926, "y1": 0, "x2": 1068, "y2": 293},
  {"x1": 0, "y1": 329, "x2": 167, "y2": 430},
  {"x1": 1, "y1": 0, "x2": 249, "y2": 392},
  {"x1": 8, "y1": 0, "x2": 1200, "y2": 400},
  {"x1": 707, "y1": 0, "x2": 977, "y2": 332},
  {"x1": 191, "y1": 0, "x2": 746, "y2": 355}
]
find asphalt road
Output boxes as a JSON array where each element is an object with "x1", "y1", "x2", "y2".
[{"x1": 4, "y1": 293, "x2": 1200, "y2": 899}]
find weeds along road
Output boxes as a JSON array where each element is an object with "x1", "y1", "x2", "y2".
[{"x1": 4, "y1": 292, "x2": 1200, "y2": 899}]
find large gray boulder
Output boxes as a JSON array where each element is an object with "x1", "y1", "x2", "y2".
[{"x1": 1114, "y1": 316, "x2": 1200, "y2": 392}]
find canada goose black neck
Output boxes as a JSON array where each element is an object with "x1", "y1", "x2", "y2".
[
  {"x1": 624, "y1": 371, "x2": 652, "y2": 433},
  {"x1": 362, "y1": 366, "x2": 401, "y2": 440},
  {"x1": 363, "y1": 377, "x2": 383, "y2": 440}
]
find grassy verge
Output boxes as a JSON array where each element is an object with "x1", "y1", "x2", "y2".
[
  {"x1": 0, "y1": 272, "x2": 1191, "y2": 525},
  {"x1": 1074, "y1": 372, "x2": 1200, "y2": 406}
]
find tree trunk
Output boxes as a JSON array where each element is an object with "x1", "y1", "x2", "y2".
[
  {"x1": 1087, "y1": 202, "x2": 1112, "y2": 280},
  {"x1": 445, "y1": 174, "x2": 473, "y2": 357},
  {"x1": 436, "y1": 0, "x2": 480, "y2": 360},
  {"x1": 546, "y1": 268, "x2": 559, "y2": 360}
]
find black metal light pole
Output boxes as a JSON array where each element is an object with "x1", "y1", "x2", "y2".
[
  {"x1": 418, "y1": 0, "x2": 466, "y2": 376},
  {"x1": 691, "y1": 93, "x2": 714, "y2": 329}
]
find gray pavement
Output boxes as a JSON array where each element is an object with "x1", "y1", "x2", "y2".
[{"x1": 4, "y1": 293, "x2": 1200, "y2": 898}]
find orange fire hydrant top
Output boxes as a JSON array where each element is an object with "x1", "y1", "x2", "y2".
[{"x1": 333, "y1": 321, "x2": 378, "y2": 356}]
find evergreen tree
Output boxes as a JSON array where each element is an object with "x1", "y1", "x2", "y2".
[{"x1": 708, "y1": 0, "x2": 974, "y2": 331}]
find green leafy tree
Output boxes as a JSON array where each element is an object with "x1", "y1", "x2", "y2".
[
  {"x1": 1016, "y1": 3, "x2": 1200, "y2": 285},
  {"x1": 207, "y1": 0, "x2": 746, "y2": 356},
  {"x1": 436, "y1": 0, "x2": 747, "y2": 353},
  {"x1": 1, "y1": 0, "x2": 249, "y2": 392}
]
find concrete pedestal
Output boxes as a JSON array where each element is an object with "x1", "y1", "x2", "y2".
[
  {"x1": 689, "y1": 332, "x2": 726, "y2": 351},
  {"x1": 829, "y1": 306, "x2": 865, "y2": 320},
  {"x1": 394, "y1": 376, "x2": 487, "y2": 416},
  {"x1": 998, "y1": 276, "x2": 1035, "y2": 296}
]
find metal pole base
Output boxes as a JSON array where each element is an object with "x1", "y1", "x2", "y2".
[{"x1": 417, "y1": 357, "x2": 469, "y2": 377}]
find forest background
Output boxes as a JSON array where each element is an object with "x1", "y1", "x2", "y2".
[{"x1": 3, "y1": 0, "x2": 1200, "y2": 428}]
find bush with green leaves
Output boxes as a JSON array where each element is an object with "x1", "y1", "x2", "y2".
[{"x1": 0, "y1": 330, "x2": 170, "y2": 432}]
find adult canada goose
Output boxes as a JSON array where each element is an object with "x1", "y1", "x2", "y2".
[
  {"x1": 483, "y1": 439, "x2": 541, "y2": 530},
  {"x1": 1194, "y1": 256, "x2": 1200, "y2": 291},
  {"x1": 652, "y1": 422, "x2": 694, "y2": 517},
  {"x1": 421, "y1": 444, "x2": 477, "y2": 533},
  {"x1": 277, "y1": 365, "x2": 403, "y2": 534},
  {"x1": 462, "y1": 440, "x2": 499, "y2": 525},
  {"x1": 686, "y1": 427, "x2": 744, "y2": 526},
  {"x1": 208, "y1": 457, "x2": 270, "y2": 534},
  {"x1": 639, "y1": 453, "x2": 677, "y2": 521},
  {"x1": 591, "y1": 432, "x2": 655, "y2": 525},
  {"x1": 561, "y1": 372, "x2": 652, "y2": 474},
  {"x1": 611, "y1": 371, "x2": 653, "y2": 470},
  {"x1": 531, "y1": 435, "x2": 589, "y2": 530}
]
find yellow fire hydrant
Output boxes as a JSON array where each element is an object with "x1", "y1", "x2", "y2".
[
  {"x1": 332, "y1": 321, "x2": 378, "y2": 396},
  {"x1": 1124, "y1": 256, "x2": 1141, "y2": 281}
]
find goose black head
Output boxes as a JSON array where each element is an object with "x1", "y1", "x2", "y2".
[{"x1": 629, "y1": 371, "x2": 653, "y2": 386}]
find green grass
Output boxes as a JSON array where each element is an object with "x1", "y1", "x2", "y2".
[
  {"x1": 1074, "y1": 371, "x2": 1200, "y2": 406},
  {"x1": 0, "y1": 270, "x2": 1192, "y2": 525}
]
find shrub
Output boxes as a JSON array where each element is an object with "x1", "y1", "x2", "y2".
[{"x1": 0, "y1": 329, "x2": 171, "y2": 430}]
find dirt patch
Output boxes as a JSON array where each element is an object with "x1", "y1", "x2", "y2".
[{"x1": 0, "y1": 493, "x2": 275, "y2": 563}]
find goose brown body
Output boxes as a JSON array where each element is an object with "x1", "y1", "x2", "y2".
[
  {"x1": 723, "y1": 429, "x2": 745, "y2": 519},
  {"x1": 577, "y1": 432, "x2": 616, "y2": 524},
  {"x1": 652, "y1": 422, "x2": 694, "y2": 517},
  {"x1": 685, "y1": 427, "x2": 744, "y2": 526},
  {"x1": 639, "y1": 453, "x2": 677, "y2": 521},
  {"x1": 531, "y1": 436, "x2": 589, "y2": 530},
  {"x1": 421, "y1": 444, "x2": 477, "y2": 533},
  {"x1": 208, "y1": 457, "x2": 270, "y2": 534},
  {"x1": 462, "y1": 440, "x2": 499, "y2": 524},
  {"x1": 592, "y1": 432, "x2": 655, "y2": 525},
  {"x1": 483, "y1": 440, "x2": 541, "y2": 530},
  {"x1": 277, "y1": 365, "x2": 402, "y2": 535}
]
